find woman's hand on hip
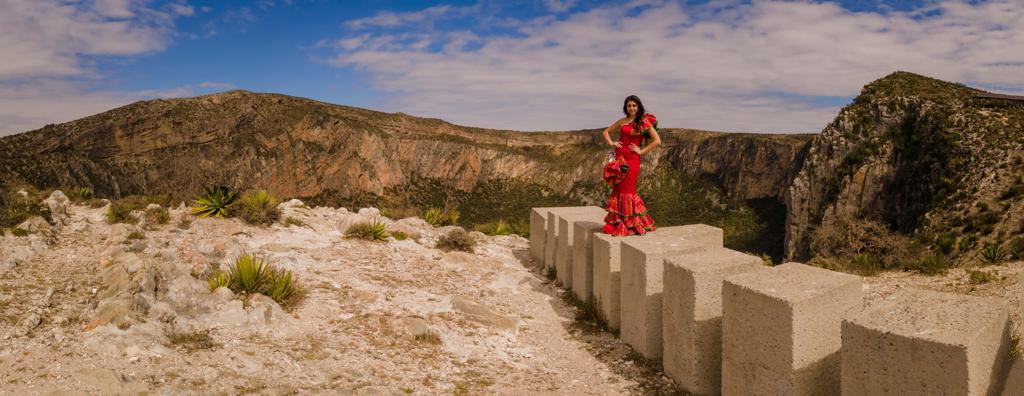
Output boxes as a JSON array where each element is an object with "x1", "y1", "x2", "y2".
[
  {"x1": 629, "y1": 143, "x2": 641, "y2": 154},
  {"x1": 611, "y1": 141, "x2": 623, "y2": 148}
]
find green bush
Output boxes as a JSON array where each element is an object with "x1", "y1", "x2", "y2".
[
  {"x1": 390, "y1": 230, "x2": 408, "y2": 240},
  {"x1": 345, "y1": 220, "x2": 390, "y2": 241},
  {"x1": 127, "y1": 230, "x2": 145, "y2": 240},
  {"x1": 435, "y1": 228, "x2": 476, "y2": 253},
  {"x1": 1009, "y1": 237, "x2": 1024, "y2": 260},
  {"x1": 192, "y1": 185, "x2": 239, "y2": 218},
  {"x1": 936, "y1": 232, "x2": 957, "y2": 255},
  {"x1": 981, "y1": 244, "x2": 1007, "y2": 265},
  {"x1": 233, "y1": 190, "x2": 281, "y2": 225},
  {"x1": 10, "y1": 227, "x2": 28, "y2": 237},
  {"x1": 284, "y1": 216, "x2": 304, "y2": 227}
]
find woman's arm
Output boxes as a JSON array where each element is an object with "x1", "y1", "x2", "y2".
[
  {"x1": 638, "y1": 126, "x2": 661, "y2": 155},
  {"x1": 602, "y1": 119, "x2": 624, "y2": 148}
]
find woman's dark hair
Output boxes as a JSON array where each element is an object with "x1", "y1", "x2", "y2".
[{"x1": 622, "y1": 95, "x2": 646, "y2": 135}]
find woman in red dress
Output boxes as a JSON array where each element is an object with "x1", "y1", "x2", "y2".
[{"x1": 600, "y1": 95, "x2": 661, "y2": 236}]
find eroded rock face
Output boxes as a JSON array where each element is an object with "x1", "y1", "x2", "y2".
[{"x1": 785, "y1": 72, "x2": 1024, "y2": 261}]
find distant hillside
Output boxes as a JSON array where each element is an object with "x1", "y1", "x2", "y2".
[{"x1": 0, "y1": 90, "x2": 810, "y2": 259}]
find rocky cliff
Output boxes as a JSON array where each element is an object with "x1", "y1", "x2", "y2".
[
  {"x1": 0, "y1": 91, "x2": 810, "y2": 257},
  {"x1": 786, "y1": 72, "x2": 1024, "y2": 265}
]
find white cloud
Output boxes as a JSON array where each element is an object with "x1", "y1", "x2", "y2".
[
  {"x1": 542, "y1": 0, "x2": 575, "y2": 13},
  {"x1": 0, "y1": 0, "x2": 198, "y2": 136},
  {"x1": 326, "y1": 0, "x2": 1024, "y2": 133},
  {"x1": 344, "y1": 4, "x2": 477, "y2": 30}
]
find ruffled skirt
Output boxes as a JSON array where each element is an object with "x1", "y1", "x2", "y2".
[{"x1": 602, "y1": 193, "x2": 656, "y2": 236}]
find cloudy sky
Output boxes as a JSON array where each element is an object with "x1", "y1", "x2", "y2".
[{"x1": 1, "y1": 0, "x2": 1022, "y2": 136}]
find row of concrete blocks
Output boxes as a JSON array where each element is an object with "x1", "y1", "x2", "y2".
[{"x1": 530, "y1": 206, "x2": 1022, "y2": 395}]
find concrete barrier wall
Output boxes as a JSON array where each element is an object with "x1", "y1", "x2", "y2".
[
  {"x1": 662, "y1": 248, "x2": 766, "y2": 395},
  {"x1": 842, "y1": 288, "x2": 1012, "y2": 396},
  {"x1": 619, "y1": 227, "x2": 723, "y2": 359},
  {"x1": 571, "y1": 221, "x2": 604, "y2": 303},
  {"x1": 554, "y1": 208, "x2": 605, "y2": 288},
  {"x1": 526, "y1": 207, "x2": 1021, "y2": 394}
]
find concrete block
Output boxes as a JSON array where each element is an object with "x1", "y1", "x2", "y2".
[
  {"x1": 593, "y1": 224, "x2": 723, "y2": 331},
  {"x1": 721, "y1": 262, "x2": 862, "y2": 396},
  {"x1": 555, "y1": 209, "x2": 605, "y2": 288},
  {"x1": 544, "y1": 206, "x2": 601, "y2": 271},
  {"x1": 571, "y1": 221, "x2": 605, "y2": 303},
  {"x1": 663, "y1": 248, "x2": 766, "y2": 395},
  {"x1": 619, "y1": 225, "x2": 724, "y2": 359},
  {"x1": 529, "y1": 207, "x2": 552, "y2": 267},
  {"x1": 1003, "y1": 358, "x2": 1024, "y2": 396},
  {"x1": 842, "y1": 288, "x2": 1012, "y2": 396}
]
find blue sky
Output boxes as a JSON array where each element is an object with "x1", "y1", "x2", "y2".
[{"x1": 1, "y1": 0, "x2": 1022, "y2": 135}]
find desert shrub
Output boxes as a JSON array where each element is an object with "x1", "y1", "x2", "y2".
[
  {"x1": 435, "y1": 228, "x2": 476, "y2": 253},
  {"x1": 810, "y1": 214, "x2": 918, "y2": 271},
  {"x1": 345, "y1": 220, "x2": 390, "y2": 241},
  {"x1": 1009, "y1": 237, "x2": 1024, "y2": 260},
  {"x1": 999, "y1": 185, "x2": 1022, "y2": 200},
  {"x1": 284, "y1": 216, "x2": 304, "y2": 227},
  {"x1": 380, "y1": 207, "x2": 420, "y2": 220},
  {"x1": 176, "y1": 215, "x2": 192, "y2": 229},
  {"x1": 233, "y1": 190, "x2": 281, "y2": 226},
  {"x1": 228, "y1": 253, "x2": 269, "y2": 294},
  {"x1": 936, "y1": 232, "x2": 957, "y2": 255},
  {"x1": 208, "y1": 271, "x2": 231, "y2": 290},
  {"x1": 390, "y1": 230, "x2": 408, "y2": 240},
  {"x1": 166, "y1": 329, "x2": 219, "y2": 352},
  {"x1": 106, "y1": 201, "x2": 139, "y2": 225},
  {"x1": 67, "y1": 187, "x2": 93, "y2": 202},
  {"x1": 0, "y1": 186, "x2": 47, "y2": 227},
  {"x1": 849, "y1": 252, "x2": 882, "y2": 275},
  {"x1": 84, "y1": 198, "x2": 108, "y2": 208},
  {"x1": 959, "y1": 234, "x2": 978, "y2": 251},
  {"x1": 144, "y1": 206, "x2": 170, "y2": 225},
  {"x1": 443, "y1": 208, "x2": 460, "y2": 225},
  {"x1": 906, "y1": 254, "x2": 948, "y2": 275},
  {"x1": 474, "y1": 219, "x2": 514, "y2": 236},
  {"x1": 127, "y1": 230, "x2": 145, "y2": 240},
  {"x1": 192, "y1": 185, "x2": 239, "y2": 218},
  {"x1": 968, "y1": 270, "x2": 998, "y2": 285},
  {"x1": 981, "y1": 244, "x2": 1007, "y2": 265},
  {"x1": 759, "y1": 253, "x2": 774, "y2": 266},
  {"x1": 10, "y1": 227, "x2": 28, "y2": 237}
]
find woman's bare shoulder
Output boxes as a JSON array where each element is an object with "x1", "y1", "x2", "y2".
[{"x1": 613, "y1": 117, "x2": 629, "y2": 126}]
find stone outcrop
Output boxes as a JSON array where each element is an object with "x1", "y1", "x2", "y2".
[{"x1": 786, "y1": 71, "x2": 1024, "y2": 261}]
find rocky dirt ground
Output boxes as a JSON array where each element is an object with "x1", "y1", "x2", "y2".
[{"x1": 0, "y1": 192, "x2": 1021, "y2": 395}]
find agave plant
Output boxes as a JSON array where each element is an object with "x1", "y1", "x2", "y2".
[
  {"x1": 981, "y1": 244, "x2": 1007, "y2": 264},
  {"x1": 68, "y1": 187, "x2": 93, "y2": 202},
  {"x1": 207, "y1": 271, "x2": 231, "y2": 291},
  {"x1": 192, "y1": 185, "x2": 240, "y2": 218},
  {"x1": 236, "y1": 190, "x2": 281, "y2": 225},
  {"x1": 228, "y1": 253, "x2": 269, "y2": 293},
  {"x1": 265, "y1": 268, "x2": 296, "y2": 303},
  {"x1": 423, "y1": 207, "x2": 444, "y2": 226},
  {"x1": 345, "y1": 220, "x2": 390, "y2": 241}
]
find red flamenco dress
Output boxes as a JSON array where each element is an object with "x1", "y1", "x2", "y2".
[{"x1": 603, "y1": 113, "x2": 657, "y2": 236}]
